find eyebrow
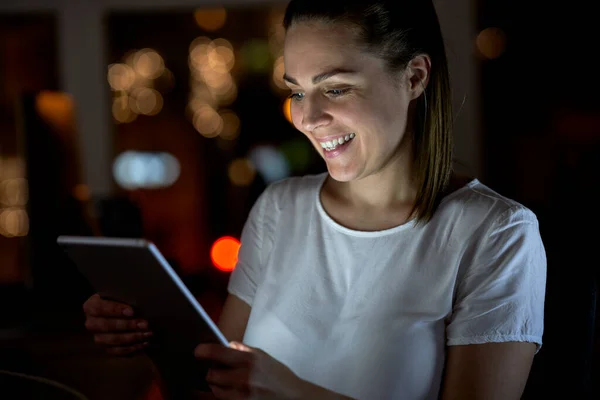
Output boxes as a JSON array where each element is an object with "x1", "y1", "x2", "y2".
[{"x1": 283, "y1": 68, "x2": 358, "y2": 86}]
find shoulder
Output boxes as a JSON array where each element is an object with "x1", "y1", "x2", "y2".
[
  {"x1": 243, "y1": 173, "x2": 325, "y2": 253},
  {"x1": 444, "y1": 182, "x2": 547, "y2": 324},
  {"x1": 435, "y1": 179, "x2": 539, "y2": 235}
]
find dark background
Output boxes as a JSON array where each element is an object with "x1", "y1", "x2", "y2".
[{"x1": 0, "y1": 1, "x2": 598, "y2": 398}]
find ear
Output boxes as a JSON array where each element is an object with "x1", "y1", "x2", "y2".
[{"x1": 406, "y1": 54, "x2": 431, "y2": 100}]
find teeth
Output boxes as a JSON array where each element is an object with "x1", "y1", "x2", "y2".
[{"x1": 320, "y1": 133, "x2": 355, "y2": 151}]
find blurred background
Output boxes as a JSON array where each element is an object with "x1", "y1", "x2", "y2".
[{"x1": 0, "y1": 0, "x2": 597, "y2": 399}]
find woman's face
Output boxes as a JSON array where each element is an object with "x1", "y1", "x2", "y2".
[{"x1": 284, "y1": 21, "x2": 417, "y2": 182}]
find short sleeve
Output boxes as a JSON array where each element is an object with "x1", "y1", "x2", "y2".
[
  {"x1": 446, "y1": 207, "x2": 547, "y2": 352},
  {"x1": 227, "y1": 188, "x2": 272, "y2": 307}
]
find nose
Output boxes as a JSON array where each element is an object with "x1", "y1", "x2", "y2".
[{"x1": 301, "y1": 96, "x2": 332, "y2": 133}]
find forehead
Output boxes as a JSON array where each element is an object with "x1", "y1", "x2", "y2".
[{"x1": 283, "y1": 22, "x2": 370, "y2": 76}]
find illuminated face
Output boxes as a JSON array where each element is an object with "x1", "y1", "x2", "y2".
[{"x1": 284, "y1": 22, "x2": 415, "y2": 182}]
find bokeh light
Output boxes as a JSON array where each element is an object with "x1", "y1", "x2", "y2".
[
  {"x1": 73, "y1": 184, "x2": 90, "y2": 202},
  {"x1": 194, "y1": 8, "x2": 227, "y2": 31},
  {"x1": 189, "y1": 85, "x2": 218, "y2": 109},
  {"x1": 213, "y1": 38, "x2": 234, "y2": 57},
  {"x1": 0, "y1": 156, "x2": 28, "y2": 238},
  {"x1": 210, "y1": 236, "x2": 240, "y2": 272},
  {"x1": 130, "y1": 74, "x2": 152, "y2": 91},
  {"x1": 113, "y1": 151, "x2": 181, "y2": 190},
  {"x1": 219, "y1": 110, "x2": 241, "y2": 140},
  {"x1": 112, "y1": 93, "x2": 138, "y2": 124},
  {"x1": 108, "y1": 63, "x2": 136, "y2": 91},
  {"x1": 209, "y1": 40, "x2": 235, "y2": 73},
  {"x1": 228, "y1": 158, "x2": 256, "y2": 186},
  {"x1": 130, "y1": 87, "x2": 163, "y2": 116},
  {"x1": 283, "y1": 97, "x2": 293, "y2": 124},
  {"x1": 216, "y1": 81, "x2": 238, "y2": 106},
  {"x1": 189, "y1": 36, "x2": 212, "y2": 52},
  {"x1": 476, "y1": 27, "x2": 507, "y2": 59},
  {"x1": 188, "y1": 37, "x2": 238, "y2": 126},
  {"x1": 0, "y1": 208, "x2": 29, "y2": 238},
  {"x1": 212, "y1": 38, "x2": 233, "y2": 51},
  {"x1": 109, "y1": 49, "x2": 171, "y2": 124},
  {"x1": 0, "y1": 157, "x2": 25, "y2": 180},
  {"x1": 133, "y1": 48, "x2": 165, "y2": 79},
  {"x1": 35, "y1": 91, "x2": 75, "y2": 131},
  {"x1": 203, "y1": 69, "x2": 233, "y2": 93},
  {"x1": 0, "y1": 179, "x2": 28, "y2": 207},
  {"x1": 192, "y1": 104, "x2": 223, "y2": 138},
  {"x1": 248, "y1": 146, "x2": 290, "y2": 183},
  {"x1": 190, "y1": 41, "x2": 213, "y2": 70}
]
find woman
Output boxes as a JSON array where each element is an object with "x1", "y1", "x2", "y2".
[{"x1": 83, "y1": 1, "x2": 546, "y2": 398}]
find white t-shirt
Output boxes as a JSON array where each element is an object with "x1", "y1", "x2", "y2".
[{"x1": 228, "y1": 173, "x2": 546, "y2": 400}]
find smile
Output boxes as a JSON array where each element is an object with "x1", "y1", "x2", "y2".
[{"x1": 319, "y1": 133, "x2": 355, "y2": 151}]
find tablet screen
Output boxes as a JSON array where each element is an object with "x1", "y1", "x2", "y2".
[{"x1": 57, "y1": 235, "x2": 229, "y2": 353}]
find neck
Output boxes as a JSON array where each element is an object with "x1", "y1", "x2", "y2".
[{"x1": 328, "y1": 144, "x2": 417, "y2": 211}]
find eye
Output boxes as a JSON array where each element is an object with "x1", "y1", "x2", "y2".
[
  {"x1": 326, "y1": 88, "x2": 349, "y2": 97},
  {"x1": 289, "y1": 92, "x2": 305, "y2": 101}
]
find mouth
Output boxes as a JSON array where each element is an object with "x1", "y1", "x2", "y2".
[{"x1": 319, "y1": 133, "x2": 355, "y2": 152}]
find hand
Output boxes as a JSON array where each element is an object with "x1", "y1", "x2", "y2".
[
  {"x1": 83, "y1": 293, "x2": 152, "y2": 356},
  {"x1": 194, "y1": 341, "x2": 306, "y2": 399}
]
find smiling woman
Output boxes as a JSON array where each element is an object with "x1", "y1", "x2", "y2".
[
  {"x1": 83, "y1": 1, "x2": 547, "y2": 399},
  {"x1": 198, "y1": 1, "x2": 545, "y2": 399}
]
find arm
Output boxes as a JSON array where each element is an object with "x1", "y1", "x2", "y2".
[
  {"x1": 444, "y1": 208, "x2": 545, "y2": 399},
  {"x1": 217, "y1": 294, "x2": 251, "y2": 343},
  {"x1": 441, "y1": 342, "x2": 536, "y2": 400}
]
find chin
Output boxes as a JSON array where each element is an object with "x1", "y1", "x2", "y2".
[{"x1": 325, "y1": 164, "x2": 362, "y2": 182}]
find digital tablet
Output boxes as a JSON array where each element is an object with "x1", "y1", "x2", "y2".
[{"x1": 57, "y1": 235, "x2": 229, "y2": 355}]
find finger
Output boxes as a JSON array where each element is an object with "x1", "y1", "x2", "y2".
[
  {"x1": 206, "y1": 368, "x2": 250, "y2": 390},
  {"x1": 94, "y1": 331, "x2": 153, "y2": 346},
  {"x1": 85, "y1": 316, "x2": 149, "y2": 332},
  {"x1": 195, "y1": 344, "x2": 254, "y2": 367},
  {"x1": 83, "y1": 294, "x2": 134, "y2": 317},
  {"x1": 105, "y1": 341, "x2": 150, "y2": 356}
]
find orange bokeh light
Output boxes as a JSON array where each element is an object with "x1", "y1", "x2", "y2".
[
  {"x1": 283, "y1": 97, "x2": 292, "y2": 124},
  {"x1": 210, "y1": 236, "x2": 241, "y2": 272},
  {"x1": 194, "y1": 8, "x2": 227, "y2": 31}
]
